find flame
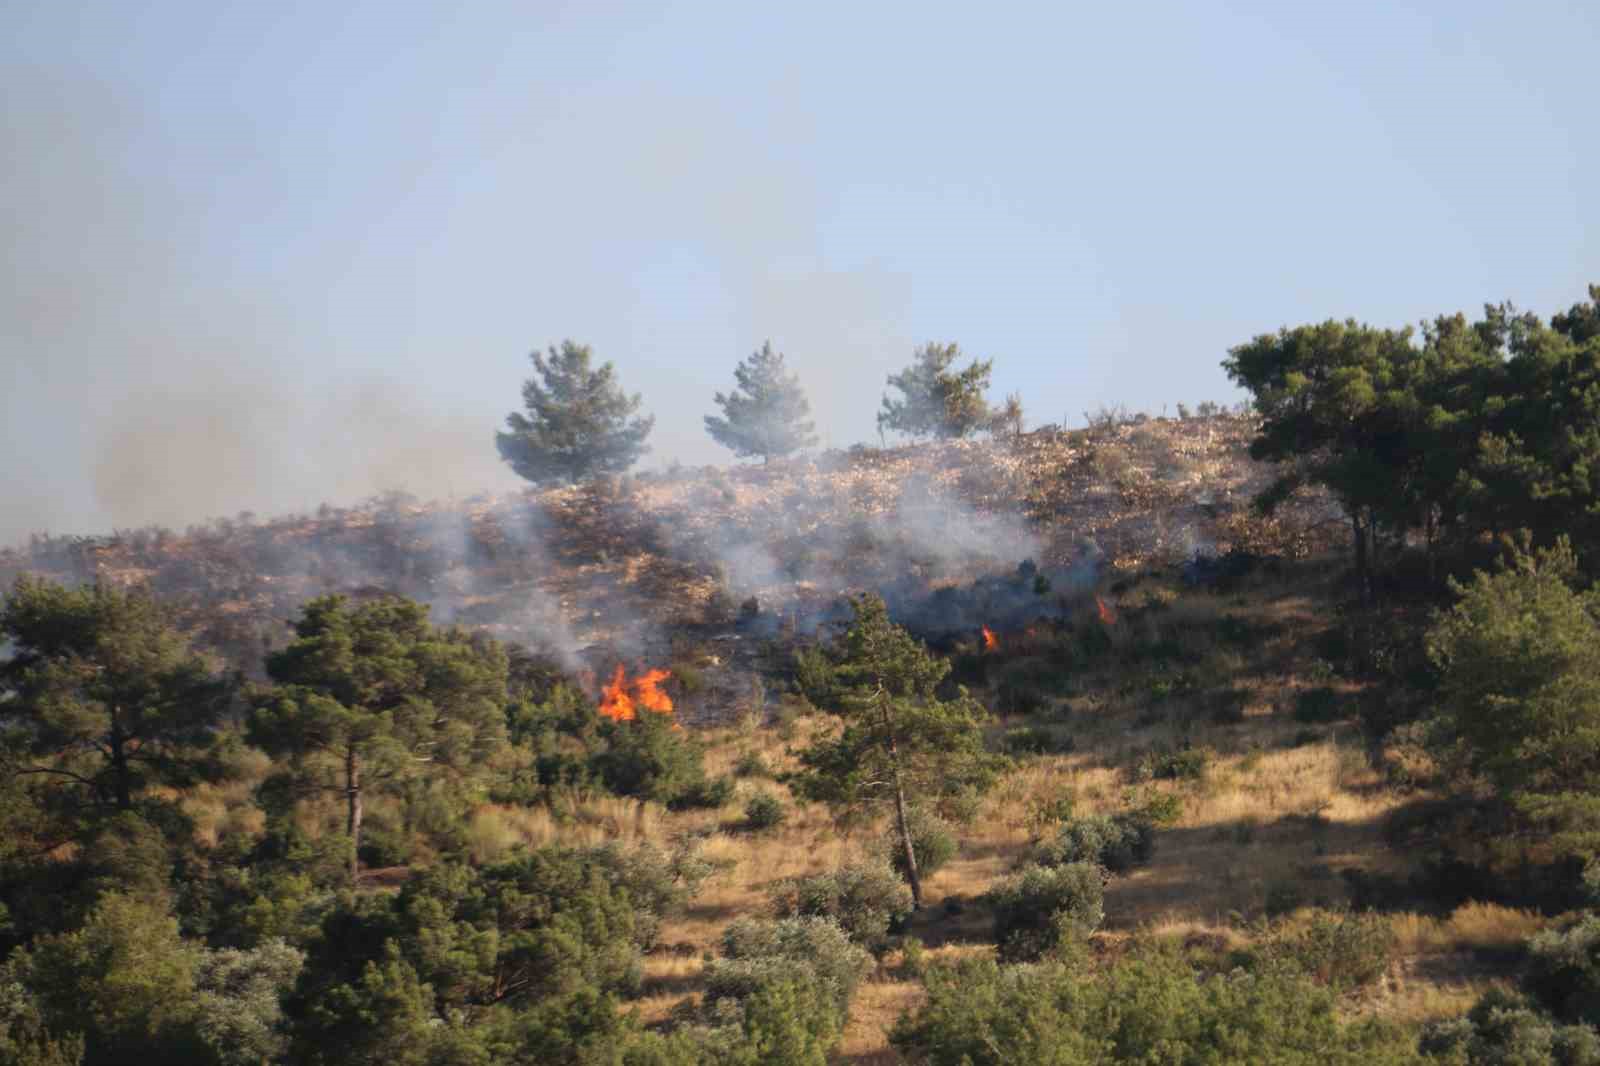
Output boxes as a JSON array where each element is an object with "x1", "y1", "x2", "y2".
[
  {"x1": 599, "y1": 664, "x2": 674, "y2": 722},
  {"x1": 981, "y1": 625, "x2": 998, "y2": 651},
  {"x1": 1096, "y1": 596, "x2": 1117, "y2": 626}
]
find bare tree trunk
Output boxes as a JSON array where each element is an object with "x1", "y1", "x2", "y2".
[
  {"x1": 877, "y1": 686, "x2": 922, "y2": 909},
  {"x1": 1352, "y1": 511, "x2": 1372, "y2": 604},
  {"x1": 346, "y1": 749, "x2": 362, "y2": 885}
]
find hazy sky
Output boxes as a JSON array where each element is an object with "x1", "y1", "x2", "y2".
[{"x1": 3, "y1": 1, "x2": 1597, "y2": 544}]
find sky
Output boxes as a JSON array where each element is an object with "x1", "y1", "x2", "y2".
[{"x1": 2, "y1": 0, "x2": 1597, "y2": 545}]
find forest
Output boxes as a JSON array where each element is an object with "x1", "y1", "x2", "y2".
[{"x1": 5, "y1": 285, "x2": 1600, "y2": 1065}]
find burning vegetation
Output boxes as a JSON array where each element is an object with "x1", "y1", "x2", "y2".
[{"x1": 597, "y1": 664, "x2": 674, "y2": 722}]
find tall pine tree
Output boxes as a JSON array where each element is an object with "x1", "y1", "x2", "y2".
[
  {"x1": 704, "y1": 341, "x2": 818, "y2": 462},
  {"x1": 789, "y1": 595, "x2": 1000, "y2": 908},
  {"x1": 496, "y1": 341, "x2": 654, "y2": 485}
]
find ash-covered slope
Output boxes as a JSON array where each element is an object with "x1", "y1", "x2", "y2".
[{"x1": 0, "y1": 415, "x2": 1336, "y2": 710}]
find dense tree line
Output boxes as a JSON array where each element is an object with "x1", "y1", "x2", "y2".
[{"x1": 1226, "y1": 285, "x2": 1600, "y2": 596}]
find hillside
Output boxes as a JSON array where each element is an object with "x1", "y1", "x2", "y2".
[
  {"x1": 8, "y1": 413, "x2": 1548, "y2": 1063},
  {"x1": 1, "y1": 414, "x2": 1335, "y2": 712}
]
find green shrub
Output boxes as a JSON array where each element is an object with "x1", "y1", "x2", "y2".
[
  {"x1": 1294, "y1": 686, "x2": 1346, "y2": 723},
  {"x1": 744, "y1": 792, "x2": 787, "y2": 832},
  {"x1": 990, "y1": 862, "x2": 1104, "y2": 962},
  {"x1": 703, "y1": 916, "x2": 873, "y2": 1047},
  {"x1": 1034, "y1": 813, "x2": 1155, "y2": 874},
  {"x1": 671, "y1": 774, "x2": 736, "y2": 810},
  {"x1": 1001, "y1": 725, "x2": 1075, "y2": 757},
  {"x1": 1422, "y1": 987, "x2": 1600, "y2": 1065},
  {"x1": 1129, "y1": 789, "x2": 1185, "y2": 827},
  {"x1": 883, "y1": 808, "x2": 958, "y2": 881},
  {"x1": 1133, "y1": 745, "x2": 1211, "y2": 782},
  {"x1": 892, "y1": 949, "x2": 1426, "y2": 1066},
  {"x1": 1525, "y1": 914, "x2": 1600, "y2": 1026},
  {"x1": 733, "y1": 751, "x2": 771, "y2": 778},
  {"x1": 768, "y1": 862, "x2": 913, "y2": 949},
  {"x1": 1259, "y1": 910, "x2": 1396, "y2": 990}
]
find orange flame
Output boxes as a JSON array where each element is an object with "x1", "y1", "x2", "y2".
[
  {"x1": 981, "y1": 625, "x2": 999, "y2": 652},
  {"x1": 1096, "y1": 596, "x2": 1117, "y2": 626},
  {"x1": 599, "y1": 664, "x2": 674, "y2": 722}
]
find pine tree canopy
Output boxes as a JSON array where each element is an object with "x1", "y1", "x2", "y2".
[
  {"x1": 705, "y1": 341, "x2": 818, "y2": 462},
  {"x1": 878, "y1": 342, "x2": 993, "y2": 440},
  {"x1": 496, "y1": 341, "x2": 654, "y2": 485}
]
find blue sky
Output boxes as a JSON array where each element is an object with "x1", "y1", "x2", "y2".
[{"x1": 3, "y1": 1, "x2": 1596, "y2": 541}]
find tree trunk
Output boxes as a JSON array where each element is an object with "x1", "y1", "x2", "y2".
[
  {"x1": 110, "y1": 710, "x2": 131, "y2": 811},
  {"x1": 877, "y1": 686, "x2": 923, "y2": 909},
  {"x1": 346, "y1": 749, "x2": 363, "y2": 885},
  {"x1": 1352, "y1": 511, "x2": 1372, "y2": 604}
]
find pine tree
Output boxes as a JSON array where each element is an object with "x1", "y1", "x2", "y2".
[
  {"x1": 0, "y1": 576, "x2": 229, "y2": 818},
  {"x1": 878, "y1": 342, "x2": 993, "y2": 440},
  {"x1": 496, "y1": 340, "x2": 654, "y2": 485},
  {"x1": 248, "y1": 596, "x2": 508, "y2": 883},
  {"x1": 704, "y1": 341, "x2": 818, "y2": 462},
  {"x1": 789, "y1": 595, "x2": 1000, "y2": 908}
]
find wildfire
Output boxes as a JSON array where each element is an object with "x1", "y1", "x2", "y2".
[
  {"x1": 598, "y1": 664, "x2": 674, "y2": 721},
  {"x1": 1096, "y1": 596, "x2": 1118, "y2": 627},
  {"x1": 981, "y1": 625, "x2": 999, "y2": 652}
]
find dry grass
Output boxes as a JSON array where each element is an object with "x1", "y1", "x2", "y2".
[{"x1": 1390, "y1": 902, "x2": 1550, "y2": 956}]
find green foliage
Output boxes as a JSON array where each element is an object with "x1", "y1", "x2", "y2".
[
  {"x1": 882, "y1": 807, "x2": 958, "y2": 882},
  {"x1": 705, "y1": 342, "x2": 819, "y2": 462},
  {"x1": 590, "y1": 708, "x2": 727, "y2": 810},
  {"x1": 496, "y1": 340, "x2": 654, "y2": 485},
  {"x1": 789, "y1": 595, "x2": 999, "y2": 905},
  {"x1": 891, "y1": 949, "x2": 1425, "y2": 1066},
  {"x1": 702, "y1": 916, "x2": 872, "y2": 1047},
  {"x1": 0, "y1": 576, "x2": 229, "y2": 820},
  {"x1": 732, "y1": 751, "x2": 770, "y2": 779},
  {"x1": 1001, "y1": 725, "x2": 1074, "y2": 757},
  {"x1": 1033, "y1": 813, "x2": 1155, "y2": 875},
  {"x1": 248, "y1": 595, "x2": 509, "y2": 881},
  {"x1": 1251, "y1": 911, "x2": 1396, "y2": 990},
  {"x1": 286, "y1": 845, "x2": 665, "y2": 1065},
  {"x1": 1427, "y1": 538, "x2": 1600, "y2": 857},
  {"x1": 1524, "y1": 914, "x2": 1600, "y2": 1027},
  {"x1": 989, "y1": 862, "x2": 1104, "y2": 962},
  {"x1": 1422, "y1": 987, "x2": 1600, "y2": 1066},
  {"x1": 1131, "y1": 745, "x2": 1211, "y2": 782},
  {"x1": 768, "y1": 861, "x2": 913, "y2": 949},
  {"x1": 190, "y1": 938, "x2": 305, "y2": 1066},
  {"x1": 2, "y1": 893, "x2": 206, "y2": 1066},
  {"x1": 877, "y1": 342, "x2": 993, "y2": 440},
  {"x1": 743, "y1": 792, "x2": 787, "y2": 831}
]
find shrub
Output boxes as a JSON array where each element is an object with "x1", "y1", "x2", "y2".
[
  {"x1": 1525, "y1": 914, "x2": 1600, "y2": 1026},
  {"x1": 768, "y1": 862, "x2": 913, "y2": 948},
  {"x1": 990, "y1": 862, "x2": 1104, "y2": 962},
  {"x1": 1260, "y1": 910, "x2": 1396, "y2": 990},
  {"x1": 1422, "y1": 987, "x2": 1600, "y2": 1066},
  {"x1": 733, "y1": 751, "x2": 770, "y2": 778},
  {"x1": 670, "y1": 774, "x2": 736, "y2": 811},
  {"x1": 893, "y1": 950, "x2": 1425, "y2": 1066},
  {"x1": 883, "y1": 808, "x2": 958, "y2": 881},
  {"x1": 704, "y1": 916, "x2": 872, "y2": 1037},
  {"x1": 744, "y1": 792, "x2": 787, "y2": 832},
  {"x1": 1133, "y1": 745, "x2": 1211, "y2": 782},
  {"x1": 1001, "y1": 725, "x2": 1075, "y2": 756},
  {"x1": 1129, "y1": 789, "x2": 1185, "y2": 827},
  {"x1": 1034, "y1": 813, "x2": 1155, "y2": 874}
]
